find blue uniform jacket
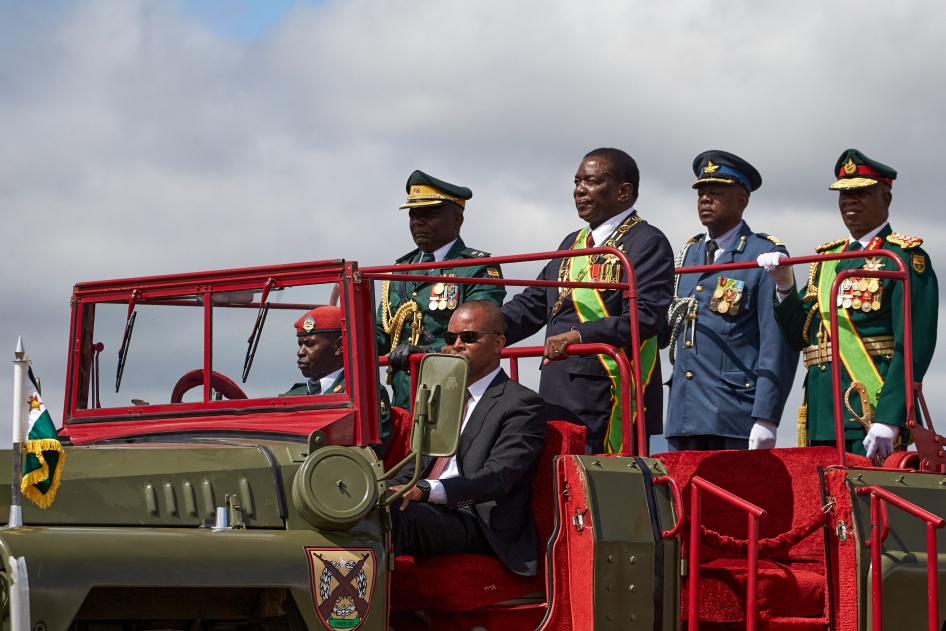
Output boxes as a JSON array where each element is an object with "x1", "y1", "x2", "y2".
[{"x1": 665, "y1": 223, "x2": 799, "y2": 439}]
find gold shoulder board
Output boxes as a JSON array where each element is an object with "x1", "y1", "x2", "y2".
[
  {"x1": 815, "y1": 237, "x2": 848, "y2": 253},
  {"x1": 886, "y1": 233, "x2": 924, "y2": 249},
  {"x1": 765, "y1": 235, "x2": 784, "y2": 247},
  {"x1": 685, "y1": 234, "x2": 702, "y2": 245}
]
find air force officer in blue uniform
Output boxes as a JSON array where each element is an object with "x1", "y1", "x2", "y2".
[{"x1": 664, "y1": 151, "x2": 799, "y2": 451}]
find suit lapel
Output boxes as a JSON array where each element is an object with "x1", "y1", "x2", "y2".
[{"x1": 458, "y1": 370, "x2": 507, "y2": 461}]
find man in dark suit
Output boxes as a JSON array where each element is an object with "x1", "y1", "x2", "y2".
[
  {"x1": 501, "y1": 148, "x2": 674, "y2": 454},
  {"x1": 388, "y1": 300, "x2": 547, "y2": 576}
]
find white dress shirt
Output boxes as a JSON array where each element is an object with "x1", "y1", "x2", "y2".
[{"x1": 427, "y1": 365, "x2": 502, "y2": 504}]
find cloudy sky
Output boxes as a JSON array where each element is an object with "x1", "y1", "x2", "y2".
[{"x1": 1, "y1": 0, "x2": 944, "y2": 450}]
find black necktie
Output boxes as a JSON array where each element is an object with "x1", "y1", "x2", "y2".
[
  {"x1": 307, "y1": 379, "x2": 321, "y2": 395},
  {"x1": 419, "y1": 252, "x2": 435, "y2": 263},
  {"x1": 704, "y1": 240, "x2": 719, "y2": 266}
]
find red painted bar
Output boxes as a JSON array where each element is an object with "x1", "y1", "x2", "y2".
[
  {"x1": 855, "y1": 485, "x2": 945, "y2": 631},
  {"x1": 688, "y1": 476, "x2": 767, "y2": 631}
]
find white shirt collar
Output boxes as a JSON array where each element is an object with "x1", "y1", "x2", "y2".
[
  {"x1": 419, "y1": 238, "x2": 459, "y2": 263},
  {"x1": 704, "y1": 220, "x2": 746, "y2": 259},
  {"x1": 851, "y1": 221, "x2": 889, "y2": 248},
  {"x1": 311, "y1": 367, "x2": 343, "y2": 394},
  {"x1": 467, "y1": 365, "x2": 502, "y2": 404},
  {"x1": 590, "y1": 208, "x2": 635, "y2": 246}
]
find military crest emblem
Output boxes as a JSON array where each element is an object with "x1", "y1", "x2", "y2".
[
  {"x1": 302, "y1": 316, "x2": 316, "y2": 333},
  {"x1": 913, "y1": 254, "x2": 926, "y2": 274},
  {"x1": 843, "y1": 158, "x2": 857, "y2": 175},
  {"x1": 307, "y1": 547, "x2": 377, "y2": 630},
  {"x1": 703, "y1": 160, "x2": 720, "y2": 173}
]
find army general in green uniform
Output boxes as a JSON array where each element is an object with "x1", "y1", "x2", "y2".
[
  {"x1": 379, "y1": 170, "x2": 505, "y2": 410},
  {"x1": 759, "y1": 149, "x2": 938, "y2": 459}
]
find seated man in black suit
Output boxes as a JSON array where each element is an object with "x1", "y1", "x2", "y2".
[{"x1": 388, "y1": 300, "x2": 547, "y2": 576}]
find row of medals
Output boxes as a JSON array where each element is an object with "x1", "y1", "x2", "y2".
[
  {"x1": 712, "y1": 285, "x2": 741, "y2": 315},
  {"x1": 429, "y1": 282, "x2": 458, "y2": 311},
  {"x1": 837, "y1": 277, "x2": 882, "y2": 312}
]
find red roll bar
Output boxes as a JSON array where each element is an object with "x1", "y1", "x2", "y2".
[{"x1": 855, "y1": 486, "x2": 945, "y2": 631}]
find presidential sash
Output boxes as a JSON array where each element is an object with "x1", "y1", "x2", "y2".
[{"x1": 565, "y1": 217, "x2": 657, "y2": 454}]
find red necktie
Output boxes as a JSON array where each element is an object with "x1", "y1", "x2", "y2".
[
  {"x1": 427, "y1": 389, "x2": 472, "y2": 480},
  {"x1": 586, "y1": 232, "x2": 595, "y2": 248}
]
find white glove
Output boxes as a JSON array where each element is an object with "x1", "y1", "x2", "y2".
[
  {"x1": 864, "y1": 422, "x2": 899, "y2": 460},
  {"x1": 748, "y1": 419, "x2": 778, "y2": 450},
  {"x1": 756, "y1": 252, "x2": 794, "y2": 291}
]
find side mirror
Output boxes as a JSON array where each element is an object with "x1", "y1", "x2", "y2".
[
  {"x1": 410, "y1": 353, "x2": 468, "y2": 458},
  {"x1": 381, "y1": 353, "x2": 468, "y2": 503}
]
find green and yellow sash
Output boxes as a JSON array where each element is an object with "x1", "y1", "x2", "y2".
[
  {"x1": 568, "y1": 222, "x2": 657, "y2": 454},
  {"x1": 816, "y1": 241, "x2": 884, "y2": 409}
]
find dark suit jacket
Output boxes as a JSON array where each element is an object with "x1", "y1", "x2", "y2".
[
  {"x1": 502, "y1": 214, "x2": 674, "y2": 440},
  {"x1": 393, "y1": 369, "x2": 547, "y2": 576}
]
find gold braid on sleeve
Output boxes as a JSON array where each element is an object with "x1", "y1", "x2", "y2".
[
  {"x1": 380, "y1": 279, "x2": 423, "y2": 352},
  {"x1": 800, "y1": 261, "x2": 822, "y2": 341}
]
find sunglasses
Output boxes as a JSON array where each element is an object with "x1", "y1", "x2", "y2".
[{"x1": 443, "y1": 331, "x2": 501, "y2": 345}]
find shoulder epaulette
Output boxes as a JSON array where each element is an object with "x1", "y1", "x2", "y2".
[
  {"x1": 460, "y1": 247, "x2": 491, "y2": 258},
  {"x1": 886, "y1": 233, "x2": 923, "y2": 249},
  {"x1": 395, "y1": 250, "x2": 419, "y2": 264},
  {"x1": 685, "y1": 234, "x2": 702, "y2": 245},
  {"x1": 761, "y1": 234, "x2": 784, "y2": 247},
  {"x1": 816, "y1": 238, "x2": 848, "y2": 253}
]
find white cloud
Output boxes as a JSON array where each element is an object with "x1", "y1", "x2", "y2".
[{"x1": 1, "y1": 0, "x2": 945, "y2": 449}]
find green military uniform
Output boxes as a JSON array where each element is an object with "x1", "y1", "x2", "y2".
[
  {"x1": 285, "y1": 372, "x2": 346, "y2": 396},
  {"x1": 378, "y1": 170, "x2": 505, "y2": 410},
  {"x1": 377, "y1": 237, "x2": 505, "y2": 409},
  {"x1": 773, "y1": 150, "x2": 938, "y2": 454}
]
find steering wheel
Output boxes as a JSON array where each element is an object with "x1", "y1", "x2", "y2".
[{"x1": 170, "y1": 369, "x2": 249, "y2": 403}]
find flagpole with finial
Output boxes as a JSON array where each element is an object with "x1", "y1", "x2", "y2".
[{"x1": 10, "y1": 337, "x2": 27, "y2": 527}]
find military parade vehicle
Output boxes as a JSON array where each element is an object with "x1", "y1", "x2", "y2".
[{"x1": 1, "y1": 247, "x2": 945, "y2": 631}]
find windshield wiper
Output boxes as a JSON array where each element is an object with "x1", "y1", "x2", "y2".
[
  {"x1": 115, "y1": 289, "x2": 140, "y2": 393},
  {"x1": 242, "y1": 278, "x2": 276, "y2": 383}
]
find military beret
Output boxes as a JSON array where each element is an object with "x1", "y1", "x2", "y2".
[
  {"x1": 692, "y1": 150, "x2": 762, "y2": 193},
  {"x1": 294, "y1": 306, "x2": 342, "y2": 337},
  {"x1": 829, "y1": 148, "x2": 897, "y2": 190},
  {"x1": 400, "y1": 170, "x2": 472, "y2": 210}
]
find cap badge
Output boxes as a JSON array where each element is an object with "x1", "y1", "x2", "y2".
[
  {"x1": 302, "y1": 315, "x2": 316, "y2": 332},
  {"x1": 412, "y1": 187, "x2": 421, "y2": 194},
  {"x1": 843, "y1": 158, "x2": 857, "y2": 175},
  {"x1": 703, "y1": 161, "x2": 720, "y2": 173}
]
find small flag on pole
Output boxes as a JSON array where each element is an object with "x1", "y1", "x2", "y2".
[{"x1": 21, "y1": 366, "x2": 65, "y2": 509}]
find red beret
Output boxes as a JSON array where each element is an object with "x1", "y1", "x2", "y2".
[{"x1": 294, "y1": 306, "x2": 342, "y2": 337}]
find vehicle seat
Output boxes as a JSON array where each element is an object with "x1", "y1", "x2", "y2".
[
  {"x1": 390, "y1": 420, "x2": 586, "y2": 612},
  {"x1": 655, "y1": 447, "x2": 871, "y2": 629}
]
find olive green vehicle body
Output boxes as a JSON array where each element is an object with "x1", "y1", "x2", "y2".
[{"x1": 0, "y1": 257, "x2": 945, "y2": 631}]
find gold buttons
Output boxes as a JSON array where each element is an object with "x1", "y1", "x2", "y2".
[
  {"x1": 696, "y1": 285, "x2": 703, "y2": 292},
  {"x1": 686, "y1": 372, "x2": 693, "y2": 380},
  {"x1": 745, "y1": 383, "x2": 751, "y2": 388},
  {"x1": 684, "y1": 341, "x2": 693, "y2": 348},
  {"x1": 412, "y1": 292, "x2": 418, "y2": 297}
]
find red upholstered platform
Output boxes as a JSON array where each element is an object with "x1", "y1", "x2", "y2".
[
  {"x1": 656, "y1": 447, "x2": 872, "y2": 628},
  {"x1": 390, "y1": 419, "x2": 586, "y2": 612}
]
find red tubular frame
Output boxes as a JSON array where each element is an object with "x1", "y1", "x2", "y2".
[
  {"x1": 652, "y1": 475, "x2": 685, "y2": 538},
  {"x1": 688, "y1": 476, "x2": 767, "y2": 631},
  {"x1": 391, "y1": 344, "x2": 639, "y2": 455},
  {"x1": 363, "y1": 247, "x2": 648, "y2": 455},
  {"x1": 855, "y1": 486, "x2": 945, "y2": 631}
]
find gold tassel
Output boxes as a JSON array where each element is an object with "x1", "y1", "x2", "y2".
[{"x1": 797, "y1": 404, "x2": 808, "y2": 447}]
